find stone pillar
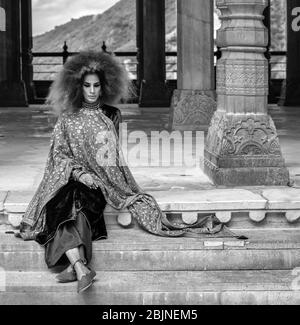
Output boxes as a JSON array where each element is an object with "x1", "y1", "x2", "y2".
[
  {"x1": 263, "y1": 2, "x2": 275, "y2": 103},
  {"x1": 204, "y1": 0, "x2": 290, "y2": 186},
  {"x1": 0, "y1": 6, "x2": 6, "y2": 81},
  {"x1": 21, "y1": 0, "x2": 35, "y2": 103},
  {"x1": 0, "y1": 0, "x2": 27, "y2": 107},
  {"x1": 171, "y1": 0, "x2": 216, "y2": 131},
  {"x1": 284, "y1": 0, "x2": 300, "y2": 106},
  {"x1": 139, "y1": 0, "x2": 169, "y2": 107},
  {"x1": 136, "y1": 0, "x2": 144, "y2": 92}
]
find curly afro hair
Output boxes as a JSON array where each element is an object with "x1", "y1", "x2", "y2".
[{"x1": 46, "y1": 51, "x2": 131, "y2": 115}]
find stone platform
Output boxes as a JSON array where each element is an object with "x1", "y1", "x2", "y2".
[
  {"x1": 1, "y1": 187, "x2": 300, "y2": 229},
  {"x1": 0, "y1": 104, "x2": 300, "y2": 304}
]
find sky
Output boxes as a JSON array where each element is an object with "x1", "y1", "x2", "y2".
[{"x1": 32, "y1": 0, "x2": 120, "y2": 36}]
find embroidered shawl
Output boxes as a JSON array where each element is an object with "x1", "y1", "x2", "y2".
[{"x1": 19, "y1": 106, "x2": 228, "y2": 241}]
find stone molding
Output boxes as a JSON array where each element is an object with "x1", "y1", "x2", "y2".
[{"x1": 2, "y1": 188, "x2": 300, "y2": 229}]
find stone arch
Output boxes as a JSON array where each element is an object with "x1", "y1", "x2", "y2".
[{"x1": 0, "y1": 7, "x2": 5, "y2": 31}]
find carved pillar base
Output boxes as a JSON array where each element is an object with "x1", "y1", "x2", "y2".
[
  {"x1": 0, "y1": 81, "x2": 28, "y2": 107},
  {"x1": 205, "y1": 0, "x2": 290, "y2": 186},
  {"x1": 139, "y1": 81, "x2": 169, "y2": 107},
  {"x1": 170, "y1": 89, "x2": 217, "y2": 131},
  {"x1": 204, "y1": 111, "x2": 290, "y2": 186}
]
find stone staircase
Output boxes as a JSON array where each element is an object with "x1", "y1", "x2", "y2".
[{"x1": 1, "y1": 187, "x2": 300, "y2": 305}]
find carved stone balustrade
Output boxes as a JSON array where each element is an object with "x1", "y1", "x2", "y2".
[{"x1": 1, "y1": 189, "x2": 300, "y2": 233}]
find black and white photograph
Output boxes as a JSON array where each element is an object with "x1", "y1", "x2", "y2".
[{"x1": 0, "y1": 0, "x2": 300, "y2": 309}]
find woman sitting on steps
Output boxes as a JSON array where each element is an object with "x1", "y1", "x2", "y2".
[{"x1": 16, "y1": 51, "x2": 237, "y2": 293}]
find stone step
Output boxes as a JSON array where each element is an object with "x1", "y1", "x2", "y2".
[
  {"x1": 0, "y1": 270, "x2": 300, "y2": 305},
  {"x1": 2, "y1": 229, "x2": 300, "y2": 272},
  {"x1": 2, "y1": 187, "x2": 300, "y2": 228}
]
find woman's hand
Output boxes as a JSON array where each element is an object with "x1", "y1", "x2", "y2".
[{"x1": 78, "y1": 173, "x2": 98, "y2": 190}]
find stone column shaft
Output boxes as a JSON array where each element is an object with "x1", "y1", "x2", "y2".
[
  {"x1": 284, "y1": 0, "x2": 300, "y2": 106},
  {"x1": 0, "y1": 5, "x2": 6, "y2": 81},
  {"x1": 136, "y1": 0, "x2": 144, "y2": 91},
  {"x1": 204, "y1": 0, "x2": 289, "y2": 186},
  {"x1": 263, "y1": 2, "x2": 276, "y2": 103},
  {"x1": 171, "y1": 0, "x2": 216, "y2": 131},
  {"x1": 0, "y1": 0, "x2": 27, "y2": 107},
  {"x1": 139, "y1": 0, "x2": 169, "y2": 107},
  {"x1": 21, "y1": 0, "x2": 35, "y2": 103},
  {"x1": 177, "y1": 0, "x2": 214, "y2": 90}
]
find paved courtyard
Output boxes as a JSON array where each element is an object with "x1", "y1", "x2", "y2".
[{"x1": 0, "y1": 104, "x2": 299, "y2": 192}]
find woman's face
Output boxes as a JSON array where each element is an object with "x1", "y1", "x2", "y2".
[{"x1": 82, "y1": 73, "x2": 101, "y2": 103}]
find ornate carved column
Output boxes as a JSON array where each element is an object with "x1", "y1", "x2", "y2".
[
  {"x1": 284, "y1": 0, "x2": 300, "y2": 106},
  {"x1": 21, "y1": 0, "x2": 35, "y2": 103},
  {"x1": 0, "y1": 0, "x2": 27, "y2": 107},
  {"x1": 204, "y1": 0, "x2": 290, "y2": 186},
  {"x1": 171, "y1": 0, "x2": 216, "y2": 131},
  {"x1": 139, "y1": 0, "x2": 169, "y2": 107}
]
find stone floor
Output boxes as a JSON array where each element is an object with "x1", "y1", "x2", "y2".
[
  {"x1": 0, "y1": 104, "x2": 299, "y2": 193},
  {"x1": 268, "y1": 105, "x2": 300, "y2": 185}
]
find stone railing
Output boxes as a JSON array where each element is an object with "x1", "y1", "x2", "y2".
[{"x1": 1, "y1": 188, "x2": 300, "y2": 231}]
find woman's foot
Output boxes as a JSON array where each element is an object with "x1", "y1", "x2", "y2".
[
  {"x1": 73, "y1": 260, "x2": 96, "y2": 293},
  {"x1": 56, "y1": 264, "x2": 77, "y2": 283},
  {"x1": 77, "y1": 269, "x2": 97, "y2": 293}
]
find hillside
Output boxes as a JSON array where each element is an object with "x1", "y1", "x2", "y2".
[
  {"x1": 33, "y1": 0, "x2": 285, "y2": 53},
  {"x1": 33, "y1": 0, "x2": 177, "y2": 53},
  {"x1": 32, "y1": 0, "x2": 285, "y2": 81}
]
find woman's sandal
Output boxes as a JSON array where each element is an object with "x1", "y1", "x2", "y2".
[
  {"x1": 56, "y1": 257, "x2": 89, "y2": 284},
  {"x1": 73, "y1": 259, "x2": 97, "y2": 293},
  {"x1": 56, "y1": 266, "x2": 77, "y2": 283}
]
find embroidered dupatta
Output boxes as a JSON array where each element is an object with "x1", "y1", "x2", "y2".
[{"x1": 19, "y1": 106, "x2": 231, "y2": 241}]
